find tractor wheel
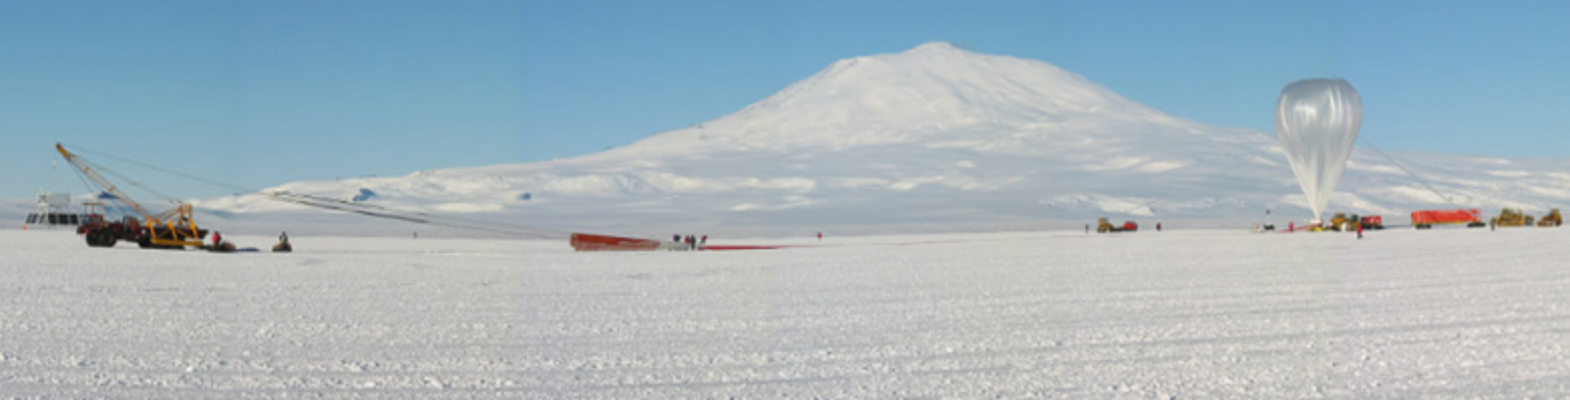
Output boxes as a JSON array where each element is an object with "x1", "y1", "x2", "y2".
[{"x1": 86, "y1": 230, "x2": 115, "y2": 247}]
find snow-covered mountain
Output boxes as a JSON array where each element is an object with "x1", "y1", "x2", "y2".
[{"x1": 191, "y1": 42, "x2": 1570, "y2": 236}]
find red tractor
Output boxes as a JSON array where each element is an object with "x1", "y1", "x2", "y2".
[{"x1": 1360, "y1": 215, "x2": 1384, "y2": 230}]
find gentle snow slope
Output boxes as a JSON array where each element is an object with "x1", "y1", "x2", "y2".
[{"x1": 5, "y1": 228, "x2": 1570, "y2": 398}]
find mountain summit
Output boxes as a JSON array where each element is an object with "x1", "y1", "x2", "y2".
[
  {"x1": 195, "y1": 43, "x2": 1570, "y2": 235},
  {"x1": 612, "y1": 42, "x2": 1172, "y2": 154}
]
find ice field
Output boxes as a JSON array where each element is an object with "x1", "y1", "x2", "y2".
[{"x1": 4, "y1": 227, "x2": 1570, "y2": 398}]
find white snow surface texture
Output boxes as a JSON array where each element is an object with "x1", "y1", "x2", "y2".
[
  {"x1": 6, "y1": 228, "x2": 1570, "y2": 398},
  {"x1": 169, "y1": 42, "x2": 1570, "y2": 235}
]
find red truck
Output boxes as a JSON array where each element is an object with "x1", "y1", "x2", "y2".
[{"x1": 1411, "y1": 209, "x2": 1485, "y2": 229}]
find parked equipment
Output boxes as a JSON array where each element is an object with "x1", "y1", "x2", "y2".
[
  {"x1": 1411, "y1": 209, "x2": 1485, "y2": 229},
  {"x1": 1491, "y1": 208, "x2": 1535, "y2": 228},
  {"x1": 55, "y1": 143, "x2": 209, "y2": 249},
  {"x1": 1096, "y1": 218, "x2": 1139, "y2": 233},
  {"x1": 1360, "y1": 215, "x2": 1384, "y2": 230},
  {"x1": 1539, "y1": 209, "x2": 1563, "y2": 227},
  {"x1": 1326, "y1": 213, "x2": 1359, "y2": 231},
  {"x1": 1320, "y1": 213, "x2": 1383, "y2": 231}
]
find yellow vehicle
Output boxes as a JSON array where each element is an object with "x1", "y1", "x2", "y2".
[
  {"x1": 1328, "y1": 213, "x2": 1358, "y2": 231},
  {"x1": 1539, "y1": 209, "x2": 1563, "y2": 227},
  {"x1": 1491, "y1": 208, "x2": 1535, "y2": 228}
]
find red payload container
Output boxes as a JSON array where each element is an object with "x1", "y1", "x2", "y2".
[{"x1": 1121, "y1": 221, "x2": 1139, "y2": 232}]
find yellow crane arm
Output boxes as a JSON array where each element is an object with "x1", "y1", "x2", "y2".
[{"x1": 55, "y1": 143, "x2": 156, "y2": 221}]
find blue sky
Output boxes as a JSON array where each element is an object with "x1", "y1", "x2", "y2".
[{"x1": 5, "y1": 1, "x2": 1570, "y2": 200}]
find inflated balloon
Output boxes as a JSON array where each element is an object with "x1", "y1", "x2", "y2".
[{"x1": 1276, "y1": 79, "x2": 1362, "y2": 223}]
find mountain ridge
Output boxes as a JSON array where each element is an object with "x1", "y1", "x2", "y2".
[
  {"x1": 99, "y1": 43, "x2": 1570, "y2": 234},
  {"x1": 598, "y1": 42, "x2": 1183, "y2": 157}
]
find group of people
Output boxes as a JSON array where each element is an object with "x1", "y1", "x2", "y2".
[
  {"x1": 205, "y1": 231, "x2": 292, "y2": 252},
  {"x1": 672, "y1": 234, "x2": 707, "y2": 251}
]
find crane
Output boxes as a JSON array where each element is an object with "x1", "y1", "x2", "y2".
[{"x1": 55, "y1": 143, "x2": 208, "y2": 249}]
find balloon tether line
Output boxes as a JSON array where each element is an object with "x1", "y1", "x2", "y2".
[{"x1": 1356, "y1": 137, "x2": 1467, "y2": 210}]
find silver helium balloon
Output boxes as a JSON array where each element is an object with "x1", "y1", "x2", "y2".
[{"x1": 1276, "y1": 79, "x2": 1362, "y2": 223}]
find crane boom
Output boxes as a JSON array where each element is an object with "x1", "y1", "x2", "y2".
[
  {"x1": 54, "y1": 143, "x2": 206, "y2": 249},
  {"x1": 55, "y1": 143, "x2": 157, "y2": 221}
]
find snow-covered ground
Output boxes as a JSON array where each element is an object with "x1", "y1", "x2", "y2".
[{"x1": 5, "y1": 227, "x2": 1570, "y2": 398}]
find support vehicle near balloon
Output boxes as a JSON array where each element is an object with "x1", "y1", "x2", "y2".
[
  {"x1": 1491, "y1": 208, "x2": 1536, "y2": 228},
  {"x1": 1318, "y1": 213, "x2": 1382, "y2": 231},
  {"x1": 1539, "y1": 209, "x2": 1563, "y2": 227},
  {"x1": 1489, "y1": 208, "x2": 1563, "y2": 228}
]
